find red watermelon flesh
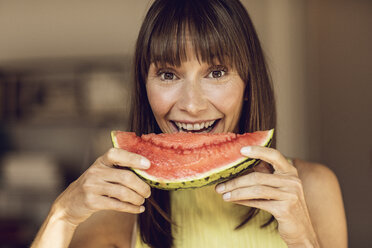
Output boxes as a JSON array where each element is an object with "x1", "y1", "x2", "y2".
[{"x1": 111, "y1": 130, "x2": 273, "y2": 189}]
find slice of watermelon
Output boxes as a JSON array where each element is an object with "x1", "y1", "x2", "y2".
[{"x1": 111, "y1": 129, "x2": 274, "y2": 190}]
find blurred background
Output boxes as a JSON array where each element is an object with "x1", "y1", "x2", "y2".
[{"x1": 0, "y1": 0, "x2": 370, "y2": 247}]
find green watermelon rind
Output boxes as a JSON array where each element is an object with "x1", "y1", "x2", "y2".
[
  {"x1": 111, "y1": 129, "x2": 273, "y2": 190},
  {"x1": 111, "y1": 131, "x2": 120, "y2": 149}
]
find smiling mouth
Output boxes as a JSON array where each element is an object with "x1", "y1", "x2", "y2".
[{"x1": 171, "y1": 119, "x2": 220, "y2": 133}]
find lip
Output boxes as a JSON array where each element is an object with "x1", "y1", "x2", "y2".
[
  {"x1": 171, "y1": 119, "x2": 219, "y2": 124},
  {"x1": 209, "y1": 119, "x2": 220, "y2": 133},
  {"x1": 169, "y1": 119, "x2": 221, "y2": 133},
  {"x1": 169, "y1": 121, "x2": 179, "y2": 133}
]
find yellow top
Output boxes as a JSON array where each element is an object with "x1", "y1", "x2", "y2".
[{"x1": 135, "y1": 185, "x2": 287, "y2": 248}]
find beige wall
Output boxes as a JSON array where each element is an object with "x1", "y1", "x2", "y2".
[
  {"x1": 306, "y1": 1, "x2": 372, "y2": 247},
  {"x1": 0, "y1": 0, "x2": 151, "y2": 61},
  {"x1": 0, "y1": 0, "x2": 371, "y2": 246}
]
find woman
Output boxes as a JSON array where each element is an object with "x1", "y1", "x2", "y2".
[{"x1": 32, "y1": 0, "x2": 347, "y2": 247}]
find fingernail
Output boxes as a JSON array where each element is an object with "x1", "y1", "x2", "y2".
[
  {"x1": 140, "y1": 158, "x2": 151, "y2": 169},
  {"x1": 145, "y1": 190, "x2": 151, "y2": 198},
  {"x1": 240, "y1": 146, "x2": 252, "y2": 155},
  {"x1": 222, "y1": 192, "x2": 231, "y2": 200},
  {"x1": 139, "y1": 206, "x2": 145, "y2": 212},
  {"x1": 216, "y1": 184, "x2": 225, "y2": 193}
]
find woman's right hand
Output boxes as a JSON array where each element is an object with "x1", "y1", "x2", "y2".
[{"x1": 53, "y1": 148, "x2": 152, "y2": 226}]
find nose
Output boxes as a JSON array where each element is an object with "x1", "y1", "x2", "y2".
[{"x1": 177, "y1": 79, "x2": 208, "y2": 116}]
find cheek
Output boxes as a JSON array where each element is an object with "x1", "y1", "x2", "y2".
[
  {"x1": 146, "y1": 84, "x2": 179, "y2": 118},
  {"x1": 206, "y1": 82, "x2": 244, "y2": 115}
]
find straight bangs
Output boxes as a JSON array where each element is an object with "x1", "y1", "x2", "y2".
[{"x1": 147, "y1": 0, "x2": 246, "y2": 77}]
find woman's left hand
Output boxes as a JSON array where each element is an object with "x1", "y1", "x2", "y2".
[{"x1": 215, "y1": 146, "x2": 320, "y2": 248}]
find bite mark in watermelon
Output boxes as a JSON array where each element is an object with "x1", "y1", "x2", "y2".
[{"x1": 111, "y1": 129, "x2": 274, "y2": 190}]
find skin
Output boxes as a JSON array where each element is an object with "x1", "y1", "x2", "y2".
[
  {"x1": 146, "y1": 56, "x2": 245, "y2": 134},
  {"x1": 217, "y1": 148, "x2": 319, "y2": 246},
  {"x1": 31, "y1": 54, "x2": 347, "y2": 248},
  {"x1": 31, "y1": 148, "x2": 151, "y2": 248}
]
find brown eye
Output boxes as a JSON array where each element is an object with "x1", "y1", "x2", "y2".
[
  {"x1": 208, "y1": 69, "x2": 226, "y2": 79},
  {"x1": 161, "y1": 72, "x2": 175, "y2": 80},
  {"x1": 212, "y1": 70, "x2": 222, "y2": 78}
]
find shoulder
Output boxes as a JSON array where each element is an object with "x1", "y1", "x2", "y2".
[
  {"x1": 292, "y1": 159, "x2": 343, "y2": 219},
  {"x1": 293, "y1": 159, "x2": 347, "y2": 247},
  {"x1": 293, "y1": 159, "x2": 339, "y2": 193},
  {"x1": 69, "y1": 210, "x2": 136, "y2": 248},
  {"x1": 292, "y1": 159, "x2": 343, "y2": 213}
]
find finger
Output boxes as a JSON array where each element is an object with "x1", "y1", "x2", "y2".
[
  {"x1": 253, "y1": 161, "x2": 274, "y2": 174},
  {"x1": 222, "y1": 185, "x2": 292, "y2": 202},
  {"x1": 96, "y1": 182, "x2": 146, "y2": 206},
  {"x1": 240, "y1": 146, "x2": 296, "y2": 175},
  {"x1": 216, "y1": 172, "x2": 297, "y2": 194},
  {"x1": 100, "y1": 148, "x2": 151, "y2": 170},
  {"x1": 103, "y1": 168, "x2": 151, "y2": 198},
  {"x1": 91, "y1": 195, "x2": 145, "y2": 214}
]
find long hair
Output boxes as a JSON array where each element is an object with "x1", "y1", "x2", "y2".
[{"x1": 129, "y1": 0, "x2": 276, "y2": 247}]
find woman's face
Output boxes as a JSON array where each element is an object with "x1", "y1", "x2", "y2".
[{"x1": 146, "y1": 52, "x2": 245, "y2": 134}]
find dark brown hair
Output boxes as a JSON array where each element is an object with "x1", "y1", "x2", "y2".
[{"x1": 129, "y1": 0, "x2": 276, "y2": 247}]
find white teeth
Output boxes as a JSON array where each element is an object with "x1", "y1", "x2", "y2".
[{"x1": 174, "y1": 120, "x2": 217, "y2": 131}]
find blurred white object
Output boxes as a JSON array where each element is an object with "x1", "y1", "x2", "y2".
[
  {"x1": 82, "y1": 70, "x2": 131, "y2": 115},
  {"x1": 0, "y1": 152, "x2": 63, "y2": 221},
  {"x1": 2, "y1": 152, "x2": 62, "y2": 190}
]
